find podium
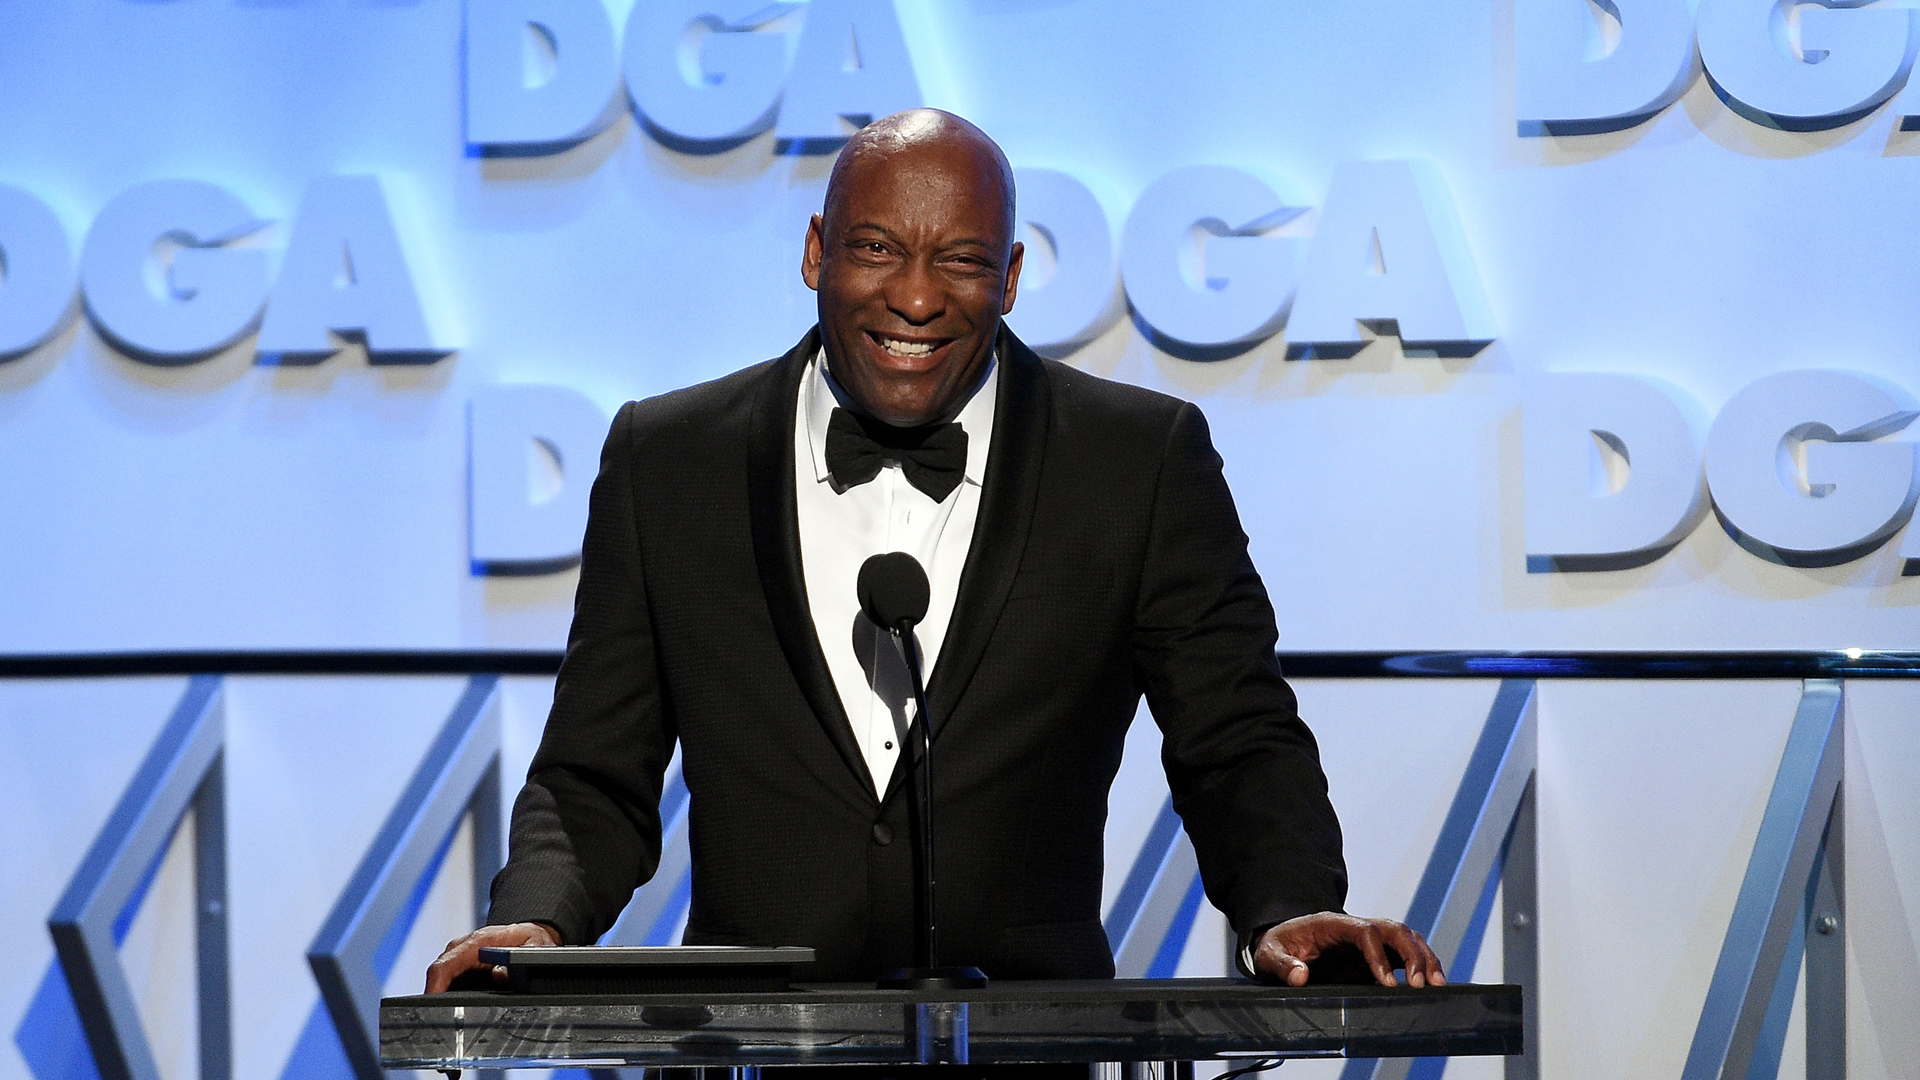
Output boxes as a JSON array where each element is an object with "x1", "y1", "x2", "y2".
[{"x1": 381, "y1": 980, "x2": 1521, "y2": 1074}]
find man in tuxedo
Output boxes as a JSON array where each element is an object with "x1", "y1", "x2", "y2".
[{"x1": 428, "y1": 109, "x2": 1441, "y2": 990}]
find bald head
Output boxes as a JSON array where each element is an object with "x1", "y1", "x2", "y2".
[
  {"x1": 801, "y1": 110, "x2": 1025, "y2": 427},
  {"x1": 822, "y1": 109, "x2": 1017, "y2": 257}
]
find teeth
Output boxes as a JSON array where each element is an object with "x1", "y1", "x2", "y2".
[{"x1": 878, "y1": 337, "x2": 936, "y2": 358}]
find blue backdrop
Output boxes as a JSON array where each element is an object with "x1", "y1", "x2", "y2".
[{"x1": 2, "y1": 4, "x2": 1917, "y2": 1080}]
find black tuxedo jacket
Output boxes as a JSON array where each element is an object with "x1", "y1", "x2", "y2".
[{"x1": 488, "y1": 327, "x2": 1346, "y2": 980}]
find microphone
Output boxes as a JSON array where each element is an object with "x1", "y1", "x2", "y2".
[
  {"x1": 857, "y1": 551, "x2": 929, "y2": 633},
  {"x1": 856, "y1": 553, "x2": 987, "y2": 991}
]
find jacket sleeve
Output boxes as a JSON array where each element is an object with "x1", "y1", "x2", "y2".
[
  {"x1": 486, "y1": 402, "x2": 677, "y2": 945},
  {"x1": 1130, "y1": 401, "x2": 1348, "y2": 962}
]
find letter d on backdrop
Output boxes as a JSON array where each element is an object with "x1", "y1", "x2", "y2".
[
  {"x1": 0, "y1": 184, "x2": 75, "y2": 359},
  {"x1": 465, "y1": 0, "x2": 622, "y2": 151},
  {"x1": 1522, "y1": 372, "x2": 1707, "y2": 572},
  {"x1": 469, "y1": 384, "x2": 611, "y2": 575},
  {"x1": 1513, "y1": 0, "x2": 1698, "y2": 135},
  {"x1": 1004, "y1": 168, "x2": 1119, "y2": 354}
]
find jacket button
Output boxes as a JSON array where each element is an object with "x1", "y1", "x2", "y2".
[{"x1": 872, "y1": 822, "x2": 894, "y2": 846}]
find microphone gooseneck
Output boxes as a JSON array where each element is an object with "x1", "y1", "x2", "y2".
[{"x1": 857, "y1": 552, "x2": 987, "y2": 991}]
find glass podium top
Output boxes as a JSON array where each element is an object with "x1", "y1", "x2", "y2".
[{"x1": 381, "y1": 979, "x2": 1522, "y2": 1069}]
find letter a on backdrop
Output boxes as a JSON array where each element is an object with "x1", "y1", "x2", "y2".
[
  {"x1": 256, "y1": 177, "x2": 446, "y2": 364},
  {"x1": 774, "y1": 0, "x2": 921, "y2": 148},
  {"x1": 1286, "y1": 159, "x2": 1494, "y2": 360}
]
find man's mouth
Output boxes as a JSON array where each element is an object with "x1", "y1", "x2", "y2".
[
  {"x1": 875, "y1": 332, "x2": 940, "y2": 357},
  {"x1": 872, "y1": 333, "x2": 946, "y2": 359}
]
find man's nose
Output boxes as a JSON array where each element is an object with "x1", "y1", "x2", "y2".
[{"x1": 885, "y1": 259, "x2": 945, "y2": 325}]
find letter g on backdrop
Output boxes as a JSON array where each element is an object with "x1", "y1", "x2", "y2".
[
  {"x1": 464, "y1": 0, "x2": 922, "y2": 153},
  {"x1": 1703, "y1": 372, "x2": 1919, "y2": 567}
]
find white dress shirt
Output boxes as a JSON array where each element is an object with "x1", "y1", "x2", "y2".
[{"x1": 794, "y1": 349, "x2": 998, "y2": 796}]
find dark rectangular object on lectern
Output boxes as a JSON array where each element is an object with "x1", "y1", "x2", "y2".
[{"x1": 475, "y1": 946, "x2": 815, "y2": 995}]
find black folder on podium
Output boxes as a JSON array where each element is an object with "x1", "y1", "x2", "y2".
[{"x1": 474, "y1": 946, "x2": 815, "y2": 994}]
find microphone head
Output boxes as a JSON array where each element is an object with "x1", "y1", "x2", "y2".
[{"x1": 858, "y1": 552, "x2": 930, "y2": 630}]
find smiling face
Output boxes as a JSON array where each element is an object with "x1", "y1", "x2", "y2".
[{"x1": 802, "y1": 112, "x2": 1023, "y2": 428}]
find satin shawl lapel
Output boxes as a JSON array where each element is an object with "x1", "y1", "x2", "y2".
[
  {"x1": 922, "y1": 329, "x2": 1051, "y2": 740},
  {"x1": 746, "y1": 328, "x2": 876, "y2": 801}
]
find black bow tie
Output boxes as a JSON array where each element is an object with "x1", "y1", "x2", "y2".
[{"x1": 825, "y1": 407, "x2": 969, "y2": 502}]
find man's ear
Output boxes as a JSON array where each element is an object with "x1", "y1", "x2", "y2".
[
  {"x1": 802, "y1": 214, "x2": 825, "y2": 291},
  {"x1": 1001, "y1": 239, "x2": 1024, "y2": 315}
]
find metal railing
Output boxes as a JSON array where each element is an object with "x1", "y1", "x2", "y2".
[
  {"x1": 10, "y1": 649, "x2": 1915, "y2": 1080},
  {"x1": 3, "y1": 648, "x2": 1917, "y2": 679}
]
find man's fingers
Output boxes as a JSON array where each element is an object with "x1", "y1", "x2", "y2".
[
  {"x1": 426, "y1": 932, "x2": 494, "y2": 994},
  {"x1": 1262, "y1": 948, "x2": 1310, "y2": 987},
  {"x1": 1390, "y1": 922, "x2": 1436, "y2": 991},
  {"x1": 1251, "y1": 931, "x2": 1313, "y2": 987},
  {"x1": 425, "y1": 924, "x2": 559, "y2": 993},
  {"x1": 424, "y1": 940, "x2": 474, "y2": 994},
  {"x1": 1382, "y1": 921, "x2": 1444, "y2": 988},
  {"x1": 1352, "y1": 924, "x2": 1398, "y2": 987},
  {"x1": 1358, "y1": 921, "x2": 1443, "y2": 988},
  {"x1": 1282, "y1": 953, "x2": 1309, "y2": 987},
  {"x1": 1398, "y1": 925, "x2": 1445, "y2": 987},
  {"x1": 1258, "y1": 914, "x2": 1451, "y2": 989}
]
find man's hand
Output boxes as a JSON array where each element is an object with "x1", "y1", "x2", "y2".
[
  {"x1": 425, "y1": 922, "x2": 561, "y2": 993},
  {"x1": 1251, "y1": 913, "x2": 1445, "y2": 988}
]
